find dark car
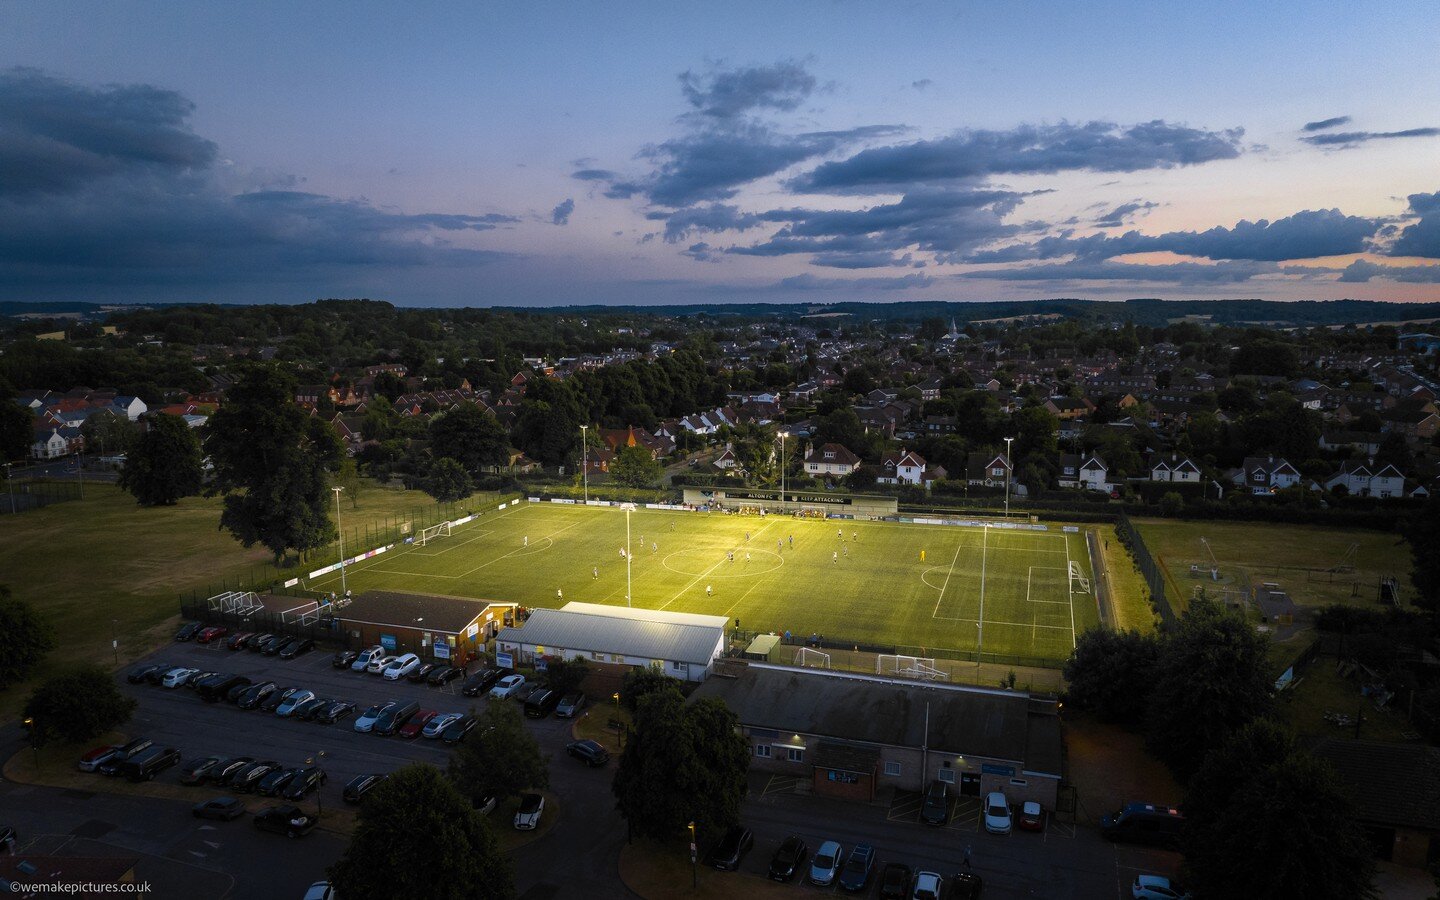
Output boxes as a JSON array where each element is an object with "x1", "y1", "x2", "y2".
[
  {"x1": 407, "y1": 663, "x2": 439, "y2": 683},
  {"x1": 231, "y1": 761, "x2": 282, "y2": 793},
  {"x1": 121, "y1": 746, "x2": 181, "y2": 782},
  {"x1": 511, "y1": 683, "x2": 541, "y2": 704},
  {"x1": 278, "y1": 638, "x2": 314, "y2": 660},
  {"x1": 224, "y1": 682, "x2": 253, "y2": 704},
  {"x1": 236, "y1": 682, "x2": 279, "y2": 710},
  {"x1": 949, "y1": 872, "x2": 983, "y2": 900},
  {"x1": 207, "y1": 757, "x2": 255, "y2": 785},
  {"x1": 706, "y1": 825, "x2": 753, "y2": 871},
  {"x1": 565, "y1": 739, "x2": 610, "y2": 767},
  {"x1": 343, "y1": 773, "x2": 388, "y2": 804},
  {"x1": 397, "y1": 710, "x2": 437, "y2": 739},
  {"x1": 878, "y1": 862, "x2": 913, "y2": 900},
  {"x1": 441, "y1": 715, "x2": 476, "y2": 744},
  {"x1": 226, "y1": 631, "x2": 254, "y2": 650},
  {"x1": 260, "y1": 635, "x2": 288, "y2": 656},
  {"x1": 314, "y1": 701, "x2": 356, "y2": 725},
  {"x1": 523, "y1": 688, "x2": 560, "y2": 718},
  {"x1": 555, "y1": 692, "x2": 587, "y2": 718},
  {"x1": 332, "y1": 650, "x2": 359, "y2": 669},
  {"x1": 920, "y1": 779, "x2": 950, "y2": 825},
  {"x1": 838, "y1": 843, "x2": 875, "y2": 892},
  {"x1": 427, "y1": 666, "x2": 464, "y2": 686},
  {"x1": 185, "y1": 671, "x2": 218, "y2": 690},
  {"x1": 293, "y1": 698, "x2": 330, "y2": 721},
  {"x1": 174, "y1": 622, "x2": 203, "y2": 642},
  {"x1": 768, "y1": 834, "x2": 808, "y2": 882},
  {"x1": 142, "y1": 664, "x2": 176, "y2": 685},
  {"x1": 281, "y1": 767, "x2": 327, "y2": 801},
  {"x1": 372, "y1": 701, "x2": 419, "y2": 736},
  {"x1": 179, "y1": 756, "x2": 222, "y2": 785},
  {"x1": 256, "y1": 767, "x2": 300, "y2": 797},
  {"x1": 126, "y1": 664, "x2": 161, "y2": 684},
  {"x1": 253, "y1": 805, "x2": 317, "y2": 838},
  {"x1": 192, "y1": 797, "x2": 246, "y2": 821},
  {"x1": 461, "y1": 667, "x2": 508, "y2": 697},
  {"x1": 245, "y1": 633, "x2": 274, "y2": 651},
  {"x1": 260, "y1": 687, "x2": 300, "y2": 714},
  {"x1": 196, "y1": 674, "x2": 252, "y2": 703},
  {"x1": 96, "y1": 738, "x2": 153, "y2": 776}
]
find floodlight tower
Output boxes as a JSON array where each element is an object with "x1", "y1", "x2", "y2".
[
  {"x1": 1003, "y1": 436, "x2": 1015, "y2": 518},
  {"x1": 580, "y1": 424, "x2": 589, "y2": 504},
  {"x1": 620, "y1": 502, "x2": 637, "y2": 607}
]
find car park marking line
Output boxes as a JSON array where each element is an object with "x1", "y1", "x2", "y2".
[{"x1": 761, "y1": 775, "x2": 803, "y2": 796}]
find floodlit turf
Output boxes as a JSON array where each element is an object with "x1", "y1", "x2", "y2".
[{"x1": 311, "y1": 501, "x2": 1101, "y2": 662}]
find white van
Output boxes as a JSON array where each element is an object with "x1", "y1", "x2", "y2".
[
  {"x1": 382, "y1": 653, "x2": 421, "y2": 681},
  {"x1": 350, "y1": 646, "x2": 385, "y2": 672}
]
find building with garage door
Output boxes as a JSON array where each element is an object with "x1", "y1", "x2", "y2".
[
  {"x1": 691, "y1": 663, "x2": 1063, "y2": 810},
  {"x1": 337, "y1": 590, "x2": 517, "y2": 669},
  {"x1": 495, "y1": 602, "x2": 728, "y2": 682}
]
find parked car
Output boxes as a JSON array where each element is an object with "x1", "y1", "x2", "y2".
[
  {"x1": 256, "y1": 767, "x2": 301, "y2": 797},
  {"x1": 920, "y1": 779, "x2": 950, "y2": 825},
  {"x1": 162, "y1": 667, "x2": 200, "y2": 689},
  {"x1": 462, "y1": 667, "x2": 508, "y2": 696},
  {"x1": 565, "y1": 739, "x2": 610, "y2": 767},
  {"x1": 838, "y1": 843, "x2": 875, "y2": 892},
  {"x1": 407, "y1": 662, "x2": 439, "y2": 683},
  {"x1": 472, "y1": 794, "x2": 497, "y2": 816},
  {"x1": 332, "y1": 650, "x2": 359, "y2": 669},
  {"x1": 196, "y1": 674, "x2": 252, "y2": 703},
  {"x1": 196, "y1": 625, "x2": 229, "y2": 644},
  {"x1": 174, "y1": 622, "x2": 203, "y2": 641},
  {"x1": 1019, "y1": 800, "x2": 1045, "y2": 832},
  {"x1": 224, "y1": 682, "x2": 253, "y2": 704},
  {"x1": 275, "y1": 690, "x2": 317, "y2": 717},
  {"x1": 878, "y1": 862, "x2": 912, "y2": 899},
  {"x1": 302, "y1": 882, "x2": 336, "y2": 900},
  {"x1": 343, "y1": 773, "x2": 388, "y2": 804},
  {"x1": 126, "y1": 664, "x2": 164, "y2": 684},
  {"x1": 382, "y1": 653, "x2": 422, "y2": 681},
  {"x1": 422, "y1": 712, "x2": 463, "y2": 738},
  {"x1": 314, "y1": 701, "x2": 356, "y2": 725},
  {"x1": 366, "y1": 654, "x2": 397, "y2": 675},
  {"x1": 441, "y1": 715, "x2": 477, "y2": 744},
  {"x1": 809, "y1": 840, "x2": 842, "y2": 886},
  {"x1": 207, "y1": 757, "x2": 255, "y2": 785},
  {"x1": 1133, "y1": 875, "x2": 1190, "y2": 900},
  {"x1": 260, "y1": 687, "x2": 300, "y2": 714},
  {"x1": 226, "y1": 632, "x2": 254, "y2": 650},
  {"x1": 236, "y1": 682, "x2": 279, "y2": 710},
  {"x1": 555, "y1": 692, "x2": 587, "y2": 718},
  {"x1": 259, "y1": 635, "x2": 289, "y2": 656},
  {"x1": 706, "y1": 825, "x2": 753, "y2": 871},
  {"x1": 245, "y1": 633, "x2": 274, "y2": 651},
  {"x1": 230, "y1": 761, "x2": 283, "y2": 793},
  {"x1": 282, "y1": 767, "x2": 327, "y2": 801},
  {"x1": 511, "y1": 683, "x2": 542, "y2": 705},
  {"x1": 178, "y1": 756, "x2": 222, "y2": 785},
  {"x1": 293, "y1": 697, "x2": 331, "y2": 721},
  {"x1": 768, "y1": 834, "x2": 808, "y2": 882},
  {"x1": 278, "y1": 638, "x2": 314, "y2": 660},
  {"x1": 427, "y1": 666, "x2": 464, "y2": 686},
  {"x1": 984, "y1": 791, "x2": 1012, "y2": 835},
  {"x1": 142, "y1": 664, "x2": 177, "y2": 685},
  {"x1": 911, "y1": 871, "x2": 944, "y2": 900},
  {"x1": 949, "y1": 872, "x2": 983, "y2": 900},
  {"x1": 373, "y1": 701, "x2": 419, "y2": 736},
  {"x1": 96, "y1": 738, "x2": 154, "y2": 775},
  {"x1": 513, "y1": 793, "x2": 544, "y2": 830},
  {"x1": 120, "y1": 746, "x2": 181, "y2": 782},
  {"x1": 192, "y1": 797, "x2": 245, "y2": 820},
  {"x1": 489, "y1": 674, "x2": 526, "y2": 699},
  {"x1": 353, "y1": 702, "x2": 395, "y2": 733},
  {"x1": 78, "y1": 744, "x2": 121, "y2": 772},
  {"x1": 253, "y1": 805, "x2": 317, "y2": 838},
  {"x1": 350, "y1": 646, "x2": 385, "y2": 672},
  {"x1": 1100, "y1": 802, "x2": 1186, "y2": 849},
  {"x1": 182, "y1": 670, "x2": 215, "y2": 689},
  {"x1": 397, "y1": 710, "x2": 437, "y2": 739}
]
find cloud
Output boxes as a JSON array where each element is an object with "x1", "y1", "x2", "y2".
[
  {"x1": 571, "y1": 168, "x2": 617, "y2": 182},
  {"x1": 911, "y1": 79, "x2": 934, "y2": 91},
  {"x1": 777, "y1": 272, "x2": 934, "y2": 291},
  {"x1": 1338, "y1": 259, "x2": 1440, "y2": 283},
  {"x1": 679, "y1": 60, "x2": 817, "y2": 120},
  {"x1": 551, "y1": 198, "x2": 575, "y2": 225},
  {"x1": 681, "y1": 242, "x2": 720, "y2": 262},
  {"x1": 809, "y1": 251, "x2": 914, "y2": 269},
  {"x1": 792, "y1": 120, "x2": 1244, "y2": 194},
  {"x1": 1094, "y1": 200, "x2": 1158, "y2": 227},
  {"x1": 1301, "y1": 116, "x2": 1351, "y2": 132},
  {"x1": 1302, "y1": 127, "x2": 1440, "y2": 147},
  {"x1": 961, "y1": 259, "x2": 1277, "y2": 283},
  {"x1": 659, "y1": 203, "x2": 766, "y2": 243},
  {"x1": 1389, "y1": 190, "x2": 1440, "y2": 258}
]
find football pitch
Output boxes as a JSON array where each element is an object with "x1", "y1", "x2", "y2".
[{"x1": 311, "y1": 501, "x2": 1100, "y2": 663}]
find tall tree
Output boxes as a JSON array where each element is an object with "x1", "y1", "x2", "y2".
[
  {"x1": 203, "y1": 367, "x2": 344, "y2": 562},
  {"x1": 329, "y1": 763, "x2": 512, "y2": 900},
  {"x1": 0, "y1": 586, "x2": 57, "y2": 690},
  {"x1": 449, "y1": 700, "x2": 549, "y2": 803},
  {"x1": 24, "y1": 666, "x2": 136, "y2": 745},
  {"x1": 424, "y1": 457, "x2": 473, "y2": 503},
  {"x1": 0, "y1": 381, "x2": 32, "y2": 462},
  {"x1": 118, "y1": 413, "x2": 204, "y2": 506},
  {"x1": 610, "y1": 445, "x2": 662, "y2": 488},
  {"x1": 543, "y1": 657, "x2": 589, "y2": 696},
  {"x1": 1182, "y1": 718, "x2": 1296, "y2": 829},
  {"x1": 429, "y1": 404, "x2": 509, "y2": 475},
  {"x1": 80, "y1": 408, "x2": 138, "y2": 458},
  {"x1": 1061, "y1": 628, "x2": 1160, "y2": 726},
  {"x1": 1405, "y1": 493, "x2": 1440, "y2": 609}
]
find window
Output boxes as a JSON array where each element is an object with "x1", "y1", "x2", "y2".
[
  {"x1": 786, "y1": 747, "x2": 805, "y2": 763},
  {"x1": 670, "y1": 661, "x2": 685, "y2": 671},
  {"x1": 938, "y1": 768, "x2": 956, "y2": 784},
  {"x1": 884, "y1": 761, "x2": 902, "y2": 777},
  {"x1": 755, "y1": 744, "x2": 772, "y2": 759},
  {"x1": 992, "y1": 467, "x2": 1005, "y2": 477},
  {"x1": 1010, "y1": 778, "x2": 1028, "y2": 787}
]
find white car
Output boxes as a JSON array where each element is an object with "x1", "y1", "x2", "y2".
[
  {"x1": 1133, "y1": 875, "x2": 1190, "y2": 900},
  {"x1": 984, "y1": 791, "x2": 1012, "y2": 834},
  {"x1": 382, "y1": 653, "x2": 421, "y2": 681},
  {"x1": 513, "y1": 792, "x2": 544, "y2": 830},
  {"x1": 911, "y1": 871, "x2": 944, "y2": 900},
  {"x1": 162, "y1": 667, "x2": 199, "y2": 688},
  {"x1": 354, "y1": 702, "x2": 395, "y2": 733},
  {"x1": 808, "y1": 840, "x2": 841, "y2": 886},
  {"x1": 351, "y1": 646, "x2": 385, "y2": 672},
  {"x1": 275, "y1": 689, "x2": 316, "y2": 717},
  {"x1": 489, "y1": 674, "x2": 526, "y2": 699},
  {"x1": 366, "y1": 654, "x2": 397, "y2": 675},
  {"x1": 302, "y1": 882, "x2": 337, "y2": 900},
  {"x1": 423, "y1": 712, "x2": 464, "y2": 738}
]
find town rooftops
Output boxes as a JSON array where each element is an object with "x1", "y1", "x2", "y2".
[{"x1": 497, "y1": 601, "x2": 728, "y2": 666}]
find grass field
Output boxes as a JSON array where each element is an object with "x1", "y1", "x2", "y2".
[
  {"x1": 1133, "y1": 517, "x2": 1414, "y2": 610},
  {"x1": 309, "y1": 501, "x2": 1101, "y2": 663}
]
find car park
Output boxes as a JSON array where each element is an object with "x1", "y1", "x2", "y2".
[
  {"x1": 245, "y1": 633, "x2": 274, "y2": 651},
  {"x1": 196, "y1": 626, "x2": 229, "y2": 644},
  {"x1": 282, "y1": 767, "x2": 327, "y2": 801},
  {"x1": 174, "y1": 622, "x2": 203, "y2": 642},
  {"x1": 224, "y1": 682, "x2": 253, "y2": 703},
  {"x1": 920, "y1": 779, "x2": 950, "y2": 825},
  {"x1": 554, "y1": 692, "x2": 587, "y2": 718},
  {"x1": 441, "y1": 716, "x2": 477, "y2": 744},
  {"x1": 96, "y1": 738, "x2": 154, "y2": 776},
  {"x1": 422, "y1": 712, "x2": 463, "y2": 738},
  {"x1": 768, "y1": 834, "x2": 808, "y2": 882},
  {"x1": 236, "y1": 682, "x2": 279, "y2": 710},
  {"x1": 565, "y1": 740, "x2": 609, "y2": 767},
  {"x1": 293, "y1": 697, "x2": 330, "y2": 721},
  {"x1": 949, "y1": 872, "x2": 983, "y2": 900},
  {"x1": 278, "y1": 638, "x2": 315, "y2": 660},
  {"x1": 230, "y1": 760, "x2": 282, "y2": 793},
  {"x1": 382, "y1": 653, "x2": 421, "y2": 681},
  {"x1": 512, "y1": 683, "x2": 541, "y2": 705},
  {"x1": 366, "y1": 654, "x2": 397, "y2": 675},
  {"x1": 837, "y1": 843, "x2": 875, "y2": 892},
  {"x1": 253, "y1": 805, "x2": 317, "y2": 838},
  {"x1": 1133, "y1": 875, "x2": 1190, "y2": 900},
  {"x1": 260, "y1": 635, "x2": 289, "y2": 656},
  {"x1": 178, "y1": 756, "x2": 222, "y2": 785},
  {"x1": 427, "y1": 666, "x2": 464, "y2": 686},
  {"x1": 809, "y1": 840, "x2": 842, "y2": 886},
  {"x1": 260, "y1": 687, "x2": 299, "y2": 713},
  {"x1": 351, "y1": 646, "x2": 385, "y2": 672},
  {"x1": 524, "y1": 688, "x2": 561, "y2": 718},
  {"x1": 490, "y1": 674, "x2": 526, "y2": 699},
  {"x1": 878, "y1": 862, "x2": 912, "y2": 899},
  {"x1": 226, "y1": 632, "x2": 254, "y2": 651},
  {"x1": 343, "y1": 773, "x2": 388, "y2": 804},
  {"x1": 162, "y1": 667, "x2": 200, "y2": 688},
  {"x1": 462, "y1": 667, "x2": 507, "y2": 696},
  {"x1": 208, "y1": 757, "x2": 255, "y2": 785},
  {"x1": 192, "y1": 797, "x2": 245, "y2": 821},
  {"x1": 911, "y1": 871, "x2": 944, "y2": 900},
  {"x1": 407, "y1": 662, "x2": 439, "y2": 683},
  {"x1": 397, "y1": 710, "x2": 437, "y2": 739},
  {"x1": 120, "y1": 746, "x2": 181, "y2": 782},
  {"x1": 256, "y1": 767, "x2": 300, "y2": 797},
  {"x1": 142, "y1": 664, "x2": 177, "y2": 685},
  {"x1": 332, "y1": 650, "x2": 359, "y2": 669},
  {"x1": 314, "y1": 700, "x2": 355, "y2": 725},
  {"x1": 373, "y1": 701, "x2": 419, "y2": 735},
  {"x1": 353, "y1": 702, "x2": 394, "y2": 733},
  {"x1": 705, "y1": 825, "x2": 753, "y2": 871},
  {"x1": 513, "y1": 793, "x2": 544, "y2": 830},
  {"x1": 181, "y1": 670, "x2": 214, "y2": 689},
  {"x1": 77, "y1": 744, "x2": 121, "y2": 772},
  {"x1": 984, "y1": 791, "x2": 1012, "y2": 834},
  {"x1": 1019, "y1": 800, "x2": 1045, "y2": 832},
  {"x1": 275, "y1": 690, "x2": 316, "y2": 717}
]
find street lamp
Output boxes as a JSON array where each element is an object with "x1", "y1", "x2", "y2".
[
  {"x1": 619, "y1": 502, "x2": 636, "y2": 607},
  {"x1": 3, "y1": 462, "x2": 13, "y2": 515},
  {"x1": 580, "y1": 424, "x2": 589, "y2": 504},
  {"x1": 778, "y1": 431, "x2": 788, "y2": 503},
  {"x1": 687, "y1": 821, "x2": 698, "y2": 889},
  {"x1": 1002, "y1": 436, "x2": 1014, "y2": 519},
  {"x1": 332, "y1": 487, "x2": 347, "y2": 597},
  {"x1": 22, "y1": 717, "x2": 38, "y2": 771},
  {"x1": 305, "y1": 750, "x2": 328, "y2": 817}
]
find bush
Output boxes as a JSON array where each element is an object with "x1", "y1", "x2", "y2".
[{"x1": 24, "y1": 666, "x2": 137, "y2": 745}]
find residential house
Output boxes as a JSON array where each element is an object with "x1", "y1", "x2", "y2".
[
  {"x1": 1043, "y1": 397, "x2": 1094, "y2": 421},
  {"x1": 1234, "y1": 456, "x2": 1302, "y2": 495},
  {"x1": 803, "y1": 443, "x2": 861, "y2": 478},
  {"x1": 964, "y1": 452, "x2": 1012, "y2": 488},
  {"x1": 31, "y1": 428, "x2": 69, "y2": 459},
  {"x1": 923, "y1": 415, "x2": 958, "y2": 435},
  {"x1": 877, "y1": 449, "x2": 947, "y2": 488},
  {"x1": 1325, "y1": 461, "x2": 1406, "y2": 498},
  {"x1": 1149, "y1": 453, "x2": 1202, "y2": 483},
  {"x1": 712, "y1": 447, "x2": 739, "y2": 471},
  {"x1": 1320, "y1": 431, "x2": 1384, "y2": 456},
  {"x1": 917, "y1": 377, "x2": 945, "y2": 401},
  {"x1": 1058, "y1": 453, "x2": 1110, "y2": 492}
]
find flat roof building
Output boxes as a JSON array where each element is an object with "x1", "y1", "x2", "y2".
[
  {"x1": 337, "y1": 590, "x2": 517, "y2": 668},
  {"x1": 496, "y1": 601, "x2": 728, "y2": 682}
]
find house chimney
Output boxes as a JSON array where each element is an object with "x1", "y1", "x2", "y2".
[{"x1": 1268, "y1": 454, "x2": 1274, "y2": 464}]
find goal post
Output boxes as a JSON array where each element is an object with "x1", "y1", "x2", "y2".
[
  {"x1": 877, "y1": 654, "x2": 947, "y2": 681},
  {"x1": 794, "y1": 647, "x2": 831, "y2": 669},
  {"x1": 417, "y1": 521, "x2": 452, "y2": 546},
  {"x1": 1068, "y1": 561, "x2": 1090, "y2": 593}
]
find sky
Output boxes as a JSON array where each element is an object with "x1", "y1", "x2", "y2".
[{"x1": 2, "y1": 1, "x2": 1439, "y2": 308}]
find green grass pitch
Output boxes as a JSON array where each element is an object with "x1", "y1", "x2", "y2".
[{"x1": 311, "y1": 501, "x2": 1100, "y2": 662}]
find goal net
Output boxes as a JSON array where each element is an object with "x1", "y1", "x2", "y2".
[
  {"x1": 417, "y1": 521, "x2": 452, "y2": 546},
  {"x1": 1068, "y1": 561, "x2": 1090, "y2": 593},
  {"x1": 794, "y1": 647, "x2": 831, "y2": 669},
  {"x1": 877, "y1": 654, "x2": 947, "y2": 681}
]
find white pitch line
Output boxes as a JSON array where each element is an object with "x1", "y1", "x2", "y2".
[
  {"x1": 930, "y1": 616, "x2": 1073, "y2": 630},
  {"x1": 656, "y1": 519, "x2": 778, "y2": 611},
  {"x1": 931, "y1": 532, "x2": 969, "y2": 619},
  {"x1": 1064, "y1": 531, "x2": 1077, "y2": 649}
]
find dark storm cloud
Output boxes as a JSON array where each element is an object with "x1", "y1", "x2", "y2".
[
  {"x1": 809, "y1": 251, "x2": 914, "y2": 268},
  {"x1": 777, "y1": 272, "x2": 934, "y2": 291},
  {"x1": 1301, "y1": 116, "x2": 1351, "y2": 132},
  {"x1": 0, "y1": 67, "x2": 217, "y2": 198},
  {"x1": 551, "y1": 198, "x2": 575, "y2": 225},
  {"x1": 1094, "y1": 200, "x2": 1158, "y2": 227},
  {"x1": 1302, "y1": 127, "x2": 1440, "y2": 147},
  {"x1": 1388, "y1": 190, "x2": 1440, "y2": 258},
  {"x1": 679, "y1": 60, "x2": 818, "y2": 120},
  {"x1": 961, "y1": 259, "x2": 1277, "y2": 283},
  {"x1": 792, "y1": 120, "x2": 1244, "y2": 194},
  {"x1": 660, "y1": 204, "x2": 766, "y2": 243},
  {"x1": 571, "y1": 168, "x2": 618, "y2": 182},
  {"x1": 1338, "y1": 259, "x2": 1440, "y2": 283}
]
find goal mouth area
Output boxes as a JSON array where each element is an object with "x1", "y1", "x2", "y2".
[{"x1": 417, "y1": 521, "x2": 453, "y2": 546}]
